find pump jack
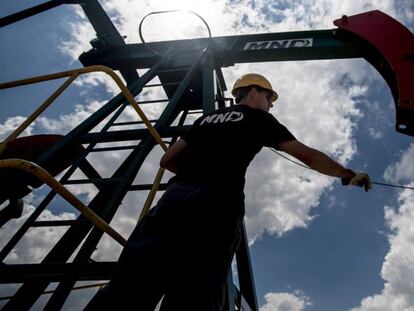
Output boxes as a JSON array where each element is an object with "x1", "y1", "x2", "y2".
[{"x1": 0, "y1": 1, "x2": 413, "y2": 310}]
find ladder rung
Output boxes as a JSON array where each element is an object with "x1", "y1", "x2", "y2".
[
  {"x1": 144, "y1": 82, "x2": 180, "y2": 88},
  {"x1": 187, "y1": 110, "x2": 203, "y2": 114},
  {"x1": 32, "y1": 220, "x2": 78, "y2": 227},
  {"x1": 156, "y1": 66, "x2": 190, "y2": 73},
  {"x1": 129, "y1": 183, "x2": 168, "y2": 191},
  {"x1": 136, "y1": 99, "x2": 169, "y2": 104},
  {"x1": 91, "y1": 145, "x2": 137, "y2": 152},
  {"x1": 112, "y1": 120, "x2": 157, "y2": 126},
  {"x1": 63, "y1": 177, "x2": 123, "y2": 185}
]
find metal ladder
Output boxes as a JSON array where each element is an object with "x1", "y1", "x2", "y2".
[{"x1": 0, "y1": 45, "x2": 258, "y2": 310}]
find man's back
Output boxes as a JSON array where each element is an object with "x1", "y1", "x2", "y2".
[{"x1": 175, "y1": 104, "x2": 296, "y2": 192}]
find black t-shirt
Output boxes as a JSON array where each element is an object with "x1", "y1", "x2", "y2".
[{"x1": 176, "y1": 104, "x2": 296, "y2": 192}]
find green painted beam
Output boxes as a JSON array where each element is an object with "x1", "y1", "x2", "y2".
[{"x1": 80, "y1": 29, "x2": 367, "y2": 70}]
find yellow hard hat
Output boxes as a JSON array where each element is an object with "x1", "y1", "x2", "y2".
[{"x1": 231, "y1": 73, "x2": 278, "y2": 102}]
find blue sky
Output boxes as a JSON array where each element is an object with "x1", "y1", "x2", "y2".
[{"x1": 1, "y1": 1, "x2": 414, "y2": 310}]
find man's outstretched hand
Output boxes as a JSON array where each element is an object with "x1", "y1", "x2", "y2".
[{"x1": 342, "y1": 170, "x2": 372, "y2": 192}]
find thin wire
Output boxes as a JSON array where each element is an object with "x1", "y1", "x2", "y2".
[
  {"x1": 268, "y1": 147, "x2": 414, "y2": 191},
  {"x1": 269, "y1": 148, "x2": 311, "y2": 170},
  {"x1": 370, "y1": 181, "x2": 414, "y2": 190}
]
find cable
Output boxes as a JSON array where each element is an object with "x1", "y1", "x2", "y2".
[
  {"x1": 138, "y1": 10, "x2": 212, "y2": 58},
  {"x1": 268, "y1": 147, "x2": 414, "y2": 191},
  {"x1": 269, "y1": 148, "x2": 311, "y2": 170},
  {"x1": 370, "y1": 181, "x2": 414, "y2": 190}
]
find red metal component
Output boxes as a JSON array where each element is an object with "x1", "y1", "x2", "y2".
[
  {"x1": 0, "y1": 135, "x2": 84, "y2": 199},
  {"x1": 334, "y1": 10, "x2": 414, "y2": 136}
]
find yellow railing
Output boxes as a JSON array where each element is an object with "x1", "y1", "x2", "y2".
[
  {"x1": 0, "y1": 159, "x2": 126, "y2": 246},
  {"x1": 0, "y1": 65, "x2": 167, "y2": 154},
  {"x1": 0, "y1": 65, "x2": 169, "y2": 243}
]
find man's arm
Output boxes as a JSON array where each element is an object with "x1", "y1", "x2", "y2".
[
  {"x1": 278, "y1": 140, "x2": 353, "y2": 178},
  {"x1": 160, "y1": 139, "x2": 188, "y2": 174}
]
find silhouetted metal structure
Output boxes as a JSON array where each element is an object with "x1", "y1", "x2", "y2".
[{"x1": 0, "y1": 1, "x2": 413, "y2": 310}]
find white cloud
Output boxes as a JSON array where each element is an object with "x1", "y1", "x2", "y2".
[
  {"x1": 368, "y1": 127, "x2": 383, "y2": 140},
  {"x1": 384, "y1": 143, "x2": 414, "y2": 184},
  {"x1": 260, "y1": 291, "x2": 311, "y2": 311},
  {"x1": 58, "y1": 8, "x2": 95, "y2": 65},
  {"x1": 75, "y1": 71, "x2": 123, "y2": 97},
  {"x1": 0, "y1": 194, "x2": 76, "y2": 265},
  {"x1": 350, "y1": 184, "x2": 414, "y2": 311},
  {"x1": 351, "y1": 143, "x2": 414, "y2": 311},
  {"x1": 226, "y1": 59, "x2": 362, "y2": 242},
  {"x1": 3, "y1": 0, "x2": 401, "y2": 260},
  {"x1": 2, "y1": 0, "x2": 412, "y2": 309},
  {"x1": 59, "y1": 0, "x2": 389, "y2": 245},
  {"x1": 0, "y1": 116, "x2": 36, "y2": 141},
  {"x1": 36, "y1": 100, "x2": 105, "y2": 135}
]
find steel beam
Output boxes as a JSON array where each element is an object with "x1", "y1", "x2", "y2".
[
  {"x1": 80, "y1": 29, "x2": 367, "y2": 70},
  {"x1": 0, "y1": 0, "x2": 67, "y2": 28}
]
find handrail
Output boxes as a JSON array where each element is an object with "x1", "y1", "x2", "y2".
[
  {"x1": 0, "y1": 65, "x2": 168, "y2": 155},
  {"x1": 139, "y1": 167, "x2": 165, "y2": 222},
  {"x1": 0, "y1": 73, "x2": 78, "y2": 155},
  {"x1": 0, "y1": 65, "x2": 170, "y2": 235},
  {"x1": 0, "y1": 159, "x2": 126, "y2": 246}
]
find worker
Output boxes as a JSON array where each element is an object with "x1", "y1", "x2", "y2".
[{"x1": 85, "y1": 73, "x2": 371, "y2": 311}]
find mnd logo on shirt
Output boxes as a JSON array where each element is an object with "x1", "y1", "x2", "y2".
[{"x1": 200, "y1": 111, "x2": 244, "y2": 125}]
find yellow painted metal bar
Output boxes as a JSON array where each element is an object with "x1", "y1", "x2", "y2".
[
  {"x1": 138, "y1": 167, "x2": 165, "y2": 222},
  {"x1": 0, "y1": 159, "x2": 127, "y2": 247},
  {"x1": 0, "y1": 73, "x2": 79, "y2": 156},
  {"x1": 96, "y1": 66, "x2": 168, "y2": 152},
  {"x1": 0, "y1": 65, "x2": 167, "y2": 151},
  {"x1": 0, "y1": 68, "x2": 88, "y2": 89},
  {"x1": 0, "y1": 65, "x2": 170, "y2": 227}
]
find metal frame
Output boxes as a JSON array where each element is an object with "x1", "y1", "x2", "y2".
[
  {"x1": 0, "y1": 159, "x2": 126, "y2": 246},
  {"x1": 1, "y1": 46, "x2": 211, "y2": 309},
  {"x1": 1, "y1": 1, "x2": 413, "y2": 310}
]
